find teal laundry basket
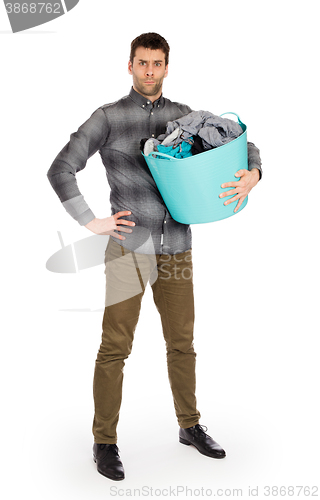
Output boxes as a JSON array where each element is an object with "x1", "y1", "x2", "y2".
[{"x1": 142, "y1": 113, "x2": 248, "y2": 224}]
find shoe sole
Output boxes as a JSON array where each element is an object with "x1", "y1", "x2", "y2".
[
  {"x1": 93, "y1": 457, "x2": 125, "y2": 480},
  {"x1": 179, "y1": 437, "x2": 226, "y2": 459}
]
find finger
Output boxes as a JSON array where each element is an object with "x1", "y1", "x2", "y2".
[
  {"x1": 223, "y1": 193, "x2": 241, "y2": 205},
  {"x1": 116, "y1": 226, "x2": 133, "y2": 234},
  {"x1": 234, "y1": 169, "x2": 245, "y2": 177},
  {"x1": 117, "y1": 219, "x2": 136, "y2": 226},
  {"x1": 109, "y1": 230, "x2": 126, "y2": 240},
  {"x1": 221, "y1": 180, "x2": 241, "y2": 189},
  {"x1": 98, "y1": 229, "x2": 126, "y2": 240},
  {"x1": 234, "y1": 197, "x2": 245, "y2": 212},
  {"x1": 221, "y1": 182, "x2": 233, "y2": 189},
  {"x1": 114, "y1": 211, "x2": 132, "y2": 218},
  {"x1": 219, "y1": 188, "x2": 237, "y2": 198}
]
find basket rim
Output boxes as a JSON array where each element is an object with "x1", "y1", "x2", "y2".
[{"x1": 142, "y1": 128, "x2": 247, "y2": 162}]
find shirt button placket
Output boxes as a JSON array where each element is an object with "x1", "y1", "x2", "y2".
[
  {"x1": 161, "y1": 218, "x2": 168, "y2": 250},
  {"x1": 149, "y1": 103, "x2": 156, "y2": 140}
]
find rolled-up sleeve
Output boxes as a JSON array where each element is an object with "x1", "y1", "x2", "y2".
[{"x1": 47, "y1": 108, "x2": 109, "y2": 225}]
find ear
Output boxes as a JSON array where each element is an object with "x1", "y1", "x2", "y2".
[
  {"x1": 128, "y1": 60, "x2": 133, "y2": 75},
  {"x1": 164, "y1": 64, "x2": 169, "y2": 78}
]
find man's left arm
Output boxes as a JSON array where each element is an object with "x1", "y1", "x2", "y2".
[{"x1": 219, "y1": 142, "x2": 262, "y2": 212}]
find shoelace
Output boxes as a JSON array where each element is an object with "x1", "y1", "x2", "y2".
[
  {"x1": 194, "y1": 424, "x2": 210, "y2": 437},
  {"x1": 99, "y1": 443, "x2": 120, "y2": 455}
]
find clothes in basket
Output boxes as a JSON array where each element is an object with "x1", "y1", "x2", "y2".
[{"x1": 143, "y1": 110, "x2": 244, "y2": 159}]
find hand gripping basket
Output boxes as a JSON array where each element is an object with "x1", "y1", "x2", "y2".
[{"x1": 142, "y1": 112, "x2": 248, "y2": 224}]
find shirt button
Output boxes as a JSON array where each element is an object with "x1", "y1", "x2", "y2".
[
  {"x1": 151, "y1": 112, "x2": 153, "y2": 115},
  {"x1": 164, "y1": 221, "x2": 167, "y2": 224},
  {"x1": 152, "y1": 134, "x2": 155, "y2": 137},
  {"x1": 147, "y1": 101, "x2": 150, "y2": 104}
]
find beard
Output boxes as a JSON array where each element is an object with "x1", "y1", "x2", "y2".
[{"x1": 133, "y1": 76, "x2": 164, "y2": 97}]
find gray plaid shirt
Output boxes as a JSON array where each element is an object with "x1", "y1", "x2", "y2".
[{"x1": 47, "y1": 87, "x2": 262, "y2": 254}]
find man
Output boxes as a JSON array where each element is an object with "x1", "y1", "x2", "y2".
[{"x1": 47, "y1": 33, "x2": 262, "y2": 481}]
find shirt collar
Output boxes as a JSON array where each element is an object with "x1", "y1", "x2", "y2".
[{"x1": 129, "y1": 87, "x2": 165, "y2": 110}]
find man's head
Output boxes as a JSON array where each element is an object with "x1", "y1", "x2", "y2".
[
  {"x1": 129, "y1": 32, "x2": 170, "y2": 66},
  {"x1": 128, "y1": 33, "x2": 170, "y2": 102}
]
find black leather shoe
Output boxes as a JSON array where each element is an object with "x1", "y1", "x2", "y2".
[
  {"x1": 93, "y1": 443, "x2": 125, "y2": 480},
  {"x1": 179, "y1": 424, "x2": 226, "y2": 459}
]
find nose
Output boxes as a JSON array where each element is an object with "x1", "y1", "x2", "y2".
[{"x1": 145, "y1": 63, "x2": 154, "y2": 77}]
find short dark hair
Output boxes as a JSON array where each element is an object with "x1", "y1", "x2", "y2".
[{"x1": 130, "y1": 32, "x2": 170, "y2": 66}]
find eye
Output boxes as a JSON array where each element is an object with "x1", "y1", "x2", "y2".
[{"x1": 155, "y1": 63, "x2": 161, "y2": 67}]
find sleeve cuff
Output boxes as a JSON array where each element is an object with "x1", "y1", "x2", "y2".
[
  {"x1": 248, "y1": 164, "x2": 262, "y2": 180},
  {"x1": 62, "y1": 195, "x2": 95, "y2": 225},
  {"x1": 75, "y1": 209, "x2": 96, "y2": 226}
]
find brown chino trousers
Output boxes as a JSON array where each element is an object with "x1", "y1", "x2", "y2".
[{"x1": 92, "y1": 237, "x2": 201, "y2": 443}]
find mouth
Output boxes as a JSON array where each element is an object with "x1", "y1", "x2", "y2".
[{"x1": 144, "y1": 81, "x2": 155, "y2": 84}]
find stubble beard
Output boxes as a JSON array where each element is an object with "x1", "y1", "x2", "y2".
[{"x1": 134, "y1": 77, "x2": 163, "y2": 98}]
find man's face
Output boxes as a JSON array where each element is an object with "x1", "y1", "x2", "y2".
[{"x1": 128, "y1": 46, "x2": 168, "y2": 101}]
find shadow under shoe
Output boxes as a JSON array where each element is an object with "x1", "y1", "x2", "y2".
[
  {"x1": 93, "y1": 443, "x2": 125, "y2": 480},
  {"x1": 179, "y1": 424, "x2": 226, "y2": 459}
]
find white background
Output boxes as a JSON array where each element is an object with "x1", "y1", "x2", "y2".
[{"x1": 1, "y1": 1, "x2": 319, "y2": 498}]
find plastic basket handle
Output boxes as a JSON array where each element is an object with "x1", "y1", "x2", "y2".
[
  {"x1": 145, "y1": 151, "x2": 178, "y2": 160},
  {"x1": 220, "y1": 112, "x2": 246, "y2": 131}
]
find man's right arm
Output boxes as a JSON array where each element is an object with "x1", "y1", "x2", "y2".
[
  {"x1": 47, "y1": 108, "x2": 135, "y2": 239},
  {"x1": 47, "y1": 107, "x2": 108, "y2": 226}
]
